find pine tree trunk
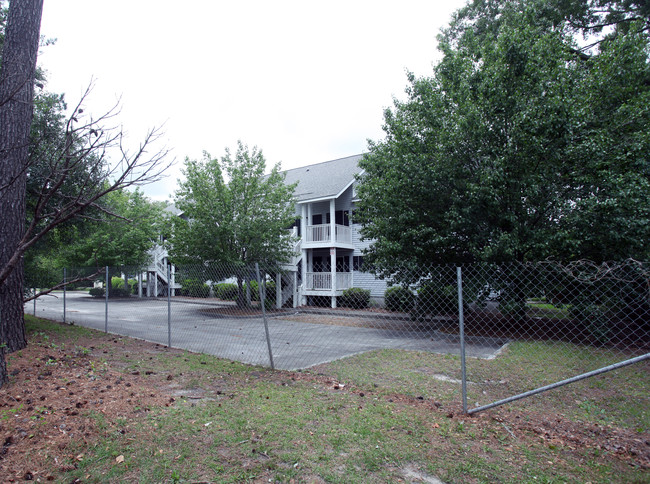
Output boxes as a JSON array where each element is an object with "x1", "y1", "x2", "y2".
[{"x1": 0, "y1": 0, "x2": 45, "y2": 386}]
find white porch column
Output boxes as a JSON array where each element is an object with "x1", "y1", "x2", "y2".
[
  {"x1": 300, "y1": 204, "x2": 308, "y2": 305},
  {"x1": 293, "y1": 271, "x2": 298, "y2": 308},
  {"x1": 330, "y1": 200, "x2": 337, "y2": 308},
  {"x1": 349, "y1": 253, "x2": 354, "y2": 289},
  {"x1": 306, "y1": 203, "x2": 312, "y2": 232},
  {"x1": 301, "y1": 204, "x2": 307, "y2": 240},
  {"x1": 171, "y1": 264, "x2": 176, "y2": 296},
  {"x1": 138, "y1": 273, "x2": 143, "y2": 298},
  {"x1": 330, "y1": 247, "x2": 337, "y2": 308},
  {"x1": 276, "y1": 272, "x2": 282, "y2": 309},
  {"x1": 329, "y1": 199, "x2": 336, "y2": 244}
]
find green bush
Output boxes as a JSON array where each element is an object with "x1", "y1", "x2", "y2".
[
  {"x1": 339, "y1": 287, "x2": 371, "y2": 309},
  {"x1": 570, "y1": 300, "x2": 611, "y2": 343},
  {"x1": 247, "y1": 280, "x2": 260, "y2": 300},
  {"x1": 181, "y1": 278, "x2": 210, "y2": 298},
  {"x1": 111, "y1": 276, "x2": 138, "y2": 294},
  {"x1": 215, "y1": 283, "x2": 239, "y2": 300},
  {"x1": 111, "y1": 276, "x2": 125, "y2": 289},
  {"x1": 110, "y1": 287, "x2": 131, "y2": 298},
  {"x1": 89, "y1": 286, "x2": 132, "y2": 298},
  {"x1": 416, "y1": 283, "x2": 457, "y2": 316},
  {"x1": 263, "y1": 295, "x2": 276, "y2": 310},
  {"x1": 385, "y1": 286, "x2": 415, "y2": 312},
  {"x1": 246, "y1": 280, "x2": 276, "y2": 302},
  {"x1": 262, "y1": 281, "x2": 277, "y2": 309}
]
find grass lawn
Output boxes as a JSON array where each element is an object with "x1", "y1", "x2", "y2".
[{"x1": 0, "y1": 315, "x2": 648, "y2": 483}]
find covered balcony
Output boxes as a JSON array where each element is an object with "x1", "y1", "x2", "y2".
[{"x1": 305, "y1": 224, "x2": 351, "y2": 245}]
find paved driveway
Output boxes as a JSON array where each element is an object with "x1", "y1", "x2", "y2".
[{"x1": 29, "y1": 292, "x2": 508, "y2": 370}]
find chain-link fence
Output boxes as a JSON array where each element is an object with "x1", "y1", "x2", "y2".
[{"x1": 29, "y1": 260, "x2": 649, "y2": 417}]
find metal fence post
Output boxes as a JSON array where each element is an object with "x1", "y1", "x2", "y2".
[
  {"x1": 255, "y1": 263, "x2": 275, "y2": 369},
  {"x1": 457, "y1": 266, "x2": 468, "y2": 414},
  {"x1": 63, "y1": 268, "x2": 67, "y2": 324},
  {"x1": 104, "y1": 266, "x2": 109, "y2": 333},
  {"x1": 167, "y1": 264, "x2": 171, "y2": 348},
  {"x1": 33, "y1": 288, "x2": 36, "y2": 316}
]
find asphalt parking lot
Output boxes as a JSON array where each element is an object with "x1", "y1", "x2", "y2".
[{"x1": 29, "y1": 292, "x2": 508, "y2": 370}]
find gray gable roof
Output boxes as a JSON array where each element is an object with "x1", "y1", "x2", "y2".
[{"x1": 282, "y1": 154, "x2": 364, "y2": 203}]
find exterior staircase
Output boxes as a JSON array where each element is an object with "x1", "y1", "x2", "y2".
[{"x1": 144, "y1": 245, "x2": 181, "y2": 297}]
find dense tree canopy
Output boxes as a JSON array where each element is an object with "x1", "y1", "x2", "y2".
[
  {"x1": 355, "y1": 0, "x2": 650, "y2": 283},
  {"x1": 169, "y1": 142, "x2": 296, "y2": 306}
]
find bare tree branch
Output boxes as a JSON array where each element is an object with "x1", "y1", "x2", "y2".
[
  {"x1": 23, "y1": 268, "x2": 103, "y2": 303},
  {"x1": 0, "y1": 84, "x2": 175, "y2": 287}
]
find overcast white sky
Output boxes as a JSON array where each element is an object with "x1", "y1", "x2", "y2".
[{"x1": 38, "y1": 0, "x2": 466, "y2": 201}]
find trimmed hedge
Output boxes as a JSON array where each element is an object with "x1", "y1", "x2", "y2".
[
  {"x1": 246, "y1": 280, "x2": 276, "y2": 301},
  {"x1": 110, "y1": 287, "x2": 131, "y2": 298},
  {"x1": 385, "y1": 286, "x2": 415, "y2": 312},
  {"x1": 111, "y1": 277, "x2": 138, "y2": 294},
  {"x1": 89, "y1": 287, "x2": 130, "y2": 298},
  {"x1": 181, "y1": 278, "x2": 210, "y2": 298},
  {"x1": 339, "y1": 287, "x2": 371, "y2": 309},
  {"x1": 215, "y1": 283, "x2": 238, "y2": 300}
]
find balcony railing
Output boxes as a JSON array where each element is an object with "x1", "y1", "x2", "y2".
[
  {"x1": 305, "y1": 224, "x2": 352, "y2": 244},
  {"x1": 305, "y1": 272, "x2": 352, "y2": 291}
]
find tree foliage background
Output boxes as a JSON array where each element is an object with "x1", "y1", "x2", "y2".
[{"x1": 355, "y1": 0, "x2": 650, "y2": 284}]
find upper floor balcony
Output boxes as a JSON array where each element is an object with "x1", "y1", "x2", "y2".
[{"x1": 304, "y1": 223, "x2": 353, "y2": 248}]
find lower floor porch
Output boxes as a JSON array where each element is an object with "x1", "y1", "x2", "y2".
[{"x1": 299, "y1": 248, "x2": 358, "y2": 308}]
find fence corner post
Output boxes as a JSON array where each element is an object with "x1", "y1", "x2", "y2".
[
  {"x1": 457, "y1": 266, "x2": 468, "y2": 414},
  {"x1": 63, "y1": 268, "x2": 67, "y2": 324},
  {"x1": 104, "y1": 266, "x2": 109, "y2": 333},
  {"x1": 167, "y1": 264, "x2": 171, "y2": 348}
]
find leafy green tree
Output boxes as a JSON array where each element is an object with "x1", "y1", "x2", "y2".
[
  {"x1": 55, "y1": 188, "x2": 164, "y2": 294},
  {"x1": 355, "y1": 0, "x2": 650, "y2": 286},
  {"x1": 169, "y1": 142, "x2": 296, "y2": 308}
]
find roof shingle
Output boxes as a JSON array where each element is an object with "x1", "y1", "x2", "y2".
[{"x1": 282, "y1": 154, "x2": 363, "y2": 203}]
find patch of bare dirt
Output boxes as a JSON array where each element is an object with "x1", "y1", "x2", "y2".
[
  {"x1": 278, "y1": 313, "x2": 413, "y2": 330},
  {"x1": 199, "y1": 306, "x2": 291, "y2": 318},
  {"x1": 0, "y1": 334, "x2": 174, "y2": 482}
]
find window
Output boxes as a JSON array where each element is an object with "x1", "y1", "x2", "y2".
[
  {"x1": 335, "y1": 210, "x2": 350, "y2": 226},
  {"x1": 312, "y1": 256, "x2": 330, "y2": 272},
  {"x1": 316, "y1": 211, "x2": 350, "y2": 225},
  {"x1": 353, "y1": 256, "x2": 364, "y2": 272}
]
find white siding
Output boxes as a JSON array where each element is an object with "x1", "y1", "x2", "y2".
[
  {"x1": 351, "y1": 224, "x2": 374, "y2": 254},
  {"x1": 353, "y1": 271, "x2": 388, "y2": 299},
  {"x1": 309, "y1": 201, "x2": 330, "y2": 221},
  {"x1": 335, "y1": 185, "x2": 353, "y2": 210}
]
